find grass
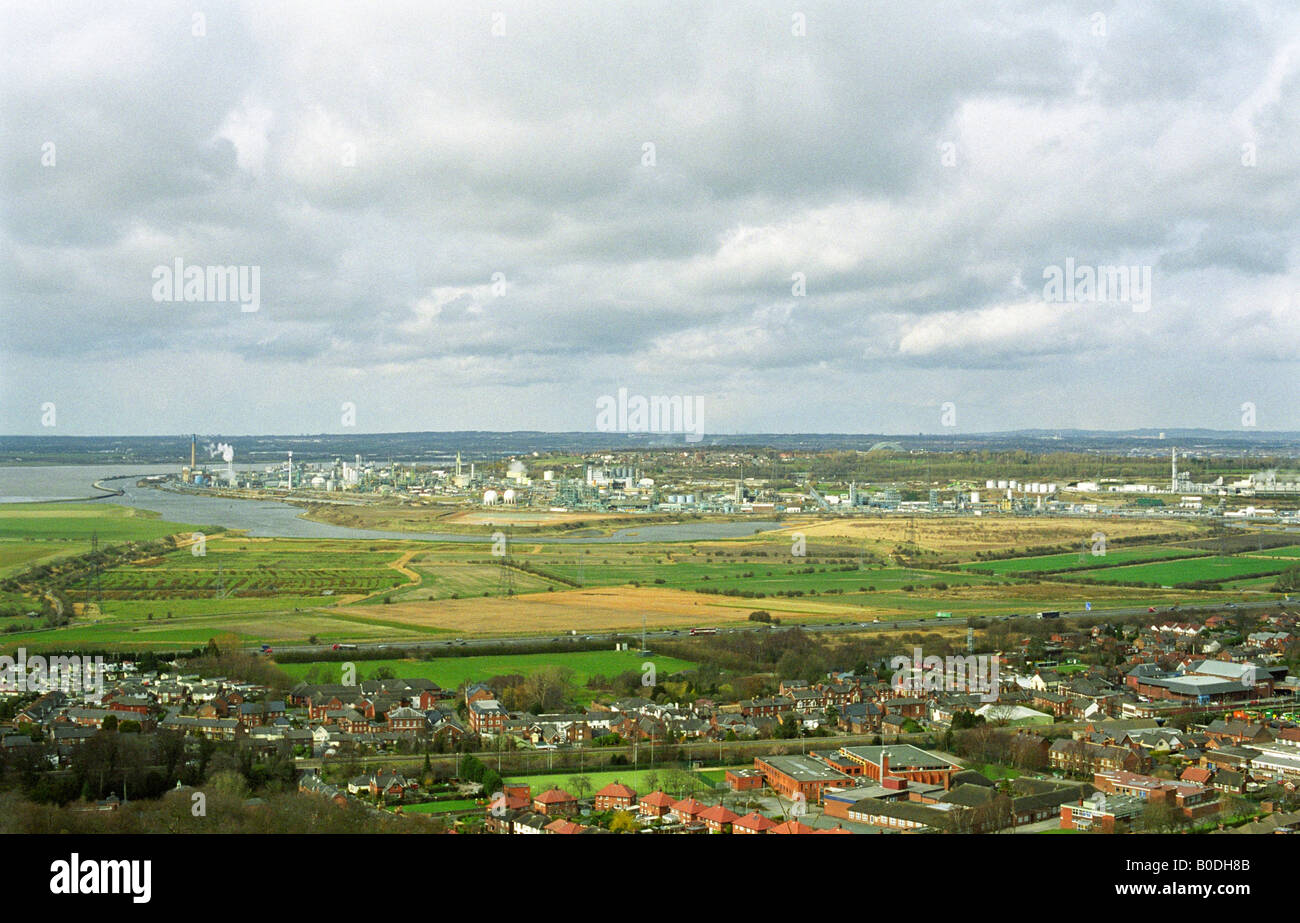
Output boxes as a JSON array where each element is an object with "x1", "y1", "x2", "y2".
[
  {"x1": 505, "y1": 767, "x2": 715, "y2": 796},
  {"x1": 393, "y1": 799, "x2": 479, "y2": 813},
  {"x1": 0, "y1": 502, "x2": 206, "y2": 542},
  {"x1": 959, "y1": 545, "x2": 1208, "y2": 575},
  {"x1": 278, "y1": 649, "x2": 698, "y2": 688},
  {"x1": 0, "y1": 501, "x2": 1285, "y2": 650},
  {"x1": 1057, "y1": 555, "x2": 1288, "y2": 587},
  {"x1": 965, "y1": 762, "x2": 1022, "y2": 781}
]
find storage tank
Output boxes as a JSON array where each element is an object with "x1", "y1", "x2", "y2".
[
  {"x1": 483, "y1": 489, "x2": 499, "y2": 505},
  {"x1": 502, "y1": 488, "x2": 517, "y2": 504}
]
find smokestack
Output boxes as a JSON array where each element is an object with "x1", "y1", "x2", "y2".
[{"x1": 191, "y1": 434, "x2": 196, "y2": 471}]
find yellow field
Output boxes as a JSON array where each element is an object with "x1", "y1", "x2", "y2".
[
  {"x1": 339, "y1": 586, "x2": 771, "y2": 635},
  {"x1": 767, "y1": 515, "x2": 1206, "y2": 553}
]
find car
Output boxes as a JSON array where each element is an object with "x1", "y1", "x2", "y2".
[{"x1": 1147, "y1": 606, "x2": 1157, "y2": 613}]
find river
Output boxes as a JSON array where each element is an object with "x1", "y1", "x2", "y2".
[{"x1": 0, "y1": 465, "x2": 784, "y2": 543}]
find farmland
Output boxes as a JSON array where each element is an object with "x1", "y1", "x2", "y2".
[
  {"x1": 1054, "y1": 554, "x2": 1292, "y2": 587},
  {"x1": 959, "y1": 544, "x2": 1210, "y2": 575},
  {"x1": 0, "y1": 502, "x2": 208, "y2": 577},
  {"x1": 0, "y1": 496, "x2": 1290, "y2": 653}
]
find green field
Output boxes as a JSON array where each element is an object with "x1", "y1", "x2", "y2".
[
  {"x1": 959, "y1": 545, "x2": 1208, "y2": 576},
  {"x1": 1243, "y1": 545, "x2": 1300, "y2": 560},
  {"x1": 98, "y1": 544, "x2": 408, "y2": 601},
  {"x1": 504, "y1": 766, "x2": 724, "y2": 797},
  {"x1": 1057, "y1": 555, "x2": 1289, "y2": 587},
  {"x1": 0, "y1": 502, "x2": 206, "y2": 542},
  {"x1": 393, "y1": 799, "x2": 478, "y2": 813},
  {"x1": 278, "y1": 649, "x2": 698, "y2": 688},
  {"x1": 0, "y1": 503, "x2": 208, "y2": 578},
  {"x1": 0, "y1": 498, "x2": 1288, "y2": 651}
]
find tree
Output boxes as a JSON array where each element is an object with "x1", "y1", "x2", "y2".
[
  {"x1": 207, "y1": 769, "x2": 249, "y2": 799},
  {"x1": 608, "y1": 810, "x2": 640, "y2": 833},
  {"x1": 568, "y1": 775, "x2": 593, "y2": 800},
  {"x1": 1138, "y1": 799, "x2": 1184, "y2": 833}
]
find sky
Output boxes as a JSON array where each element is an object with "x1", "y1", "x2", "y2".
[{"x1": 2, "y1": 0, "x2": 1298, "y2": 437}]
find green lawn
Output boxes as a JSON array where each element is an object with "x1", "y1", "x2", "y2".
[
  {"x1": 393, "y1": 799, "x2": 479, "y2": 813},
  {"x1": 278, "y1": 649, "x2": 698, "y2": 688},
  {"x1": 505, "y1": 766, "x2": 715, "y2": 797}
]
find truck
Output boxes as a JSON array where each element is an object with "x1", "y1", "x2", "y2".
[
  {"x1": 935, "y1": 612, "x2": 952, "y2": 619},
  {"x1": 1037, "y1": 610, "x2": 1060, "y2": 619}
]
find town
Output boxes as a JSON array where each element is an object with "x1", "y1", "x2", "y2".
[{"x1": 3, "y1": 598, "x2": 1297, "y2": 835}]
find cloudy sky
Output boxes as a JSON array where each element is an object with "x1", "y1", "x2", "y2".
[{"x1": 2, "y1": 0, "x2": 1298, "y2": 436}]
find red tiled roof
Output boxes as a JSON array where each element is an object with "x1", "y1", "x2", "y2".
[
  {"x1": 640, "y1": 790, "x2": 675, "y2": 807},
  {"x1": 732, "y1": 811, "x2": 777, "y2": 832},
  {"x1": 534, "y1": 787, "x2": 576, "y2": 804},
  {"x1": 672, "y1": 797, "x2": 706, "y2": 816},
  {"x1": 544, "y1": 818, "x2": 585, "y2": 834},
  {"x1": 595, "y1": 781, "x2": 637, "y2": 799},
  {"x1": 698, "y1": 804, "x2": 739, "y2": 824},
  {"x1": 1180, "y1": 766, "x2": 1213, "y2": 784},
  {"x1": 768, "y1": 820, "x2": 814, "y2": 834}
]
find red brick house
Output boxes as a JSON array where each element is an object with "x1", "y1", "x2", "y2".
[
  {"x1": 468, "y1": 698, "x2": 509, "y2": 735},
  {"x1": 671, "y1": 797, "x2": 707, "y2": 823},
  {"x1": 732, "y1": 811, "x2": 777, "y2": 834},
  {"x1": 698, "y1": 803, "x2": 739, "y2": 833},
  {"x1": 533, "y1": 787, "x2": 578, "y2": 816},
  {"x1": 593, "y1": 781, "x2": 637, "y2": 811},
  {"x1": 638, "y1": 790, "x2": 675, "y2": 818}
]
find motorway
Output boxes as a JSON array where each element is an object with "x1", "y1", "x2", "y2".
[{"x1": 264, "y1": 598, "x2": 1287, "y2": 657}]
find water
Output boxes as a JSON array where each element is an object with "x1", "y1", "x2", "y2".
[
  {"x1": 0, "y1": 465, "x2": 170, "y2": 503},
  {"x1": 0, "y1": 465, "x2": 784, "y2": 543}
]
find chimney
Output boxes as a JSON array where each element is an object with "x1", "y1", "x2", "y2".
[{"x1": 880, "y1": 751, "x2": 890, "y2": 782}]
